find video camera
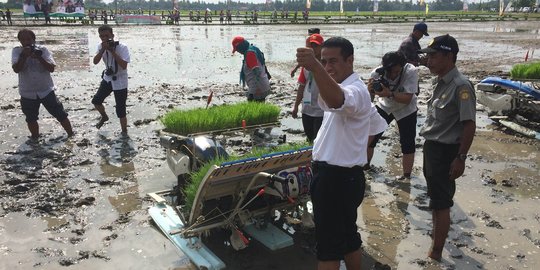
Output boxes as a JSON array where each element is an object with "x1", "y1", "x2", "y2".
[{"x1": 371, "y1": 67, "x2": 389, "y2": 92}]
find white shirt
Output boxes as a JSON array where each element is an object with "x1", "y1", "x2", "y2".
[
  {"x1": 96, "y1": 42, "x2": 130, "y2": 90},
  {"x1": 369, "y1": 103, "x2": 388, "y2": 136},
  {"x1": 312, "y1": 73, "x2": 373, "y2": 167},
  {"x1": 373, "y1": 63, "x2": 418, "y2": 120},
  {"x1": 12, "y1": 45, "x2": 56, "y2": 99}
]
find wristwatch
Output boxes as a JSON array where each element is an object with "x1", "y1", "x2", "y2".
[{"x1": 457, "y1": 153, "x2": 467, "y2": 161}]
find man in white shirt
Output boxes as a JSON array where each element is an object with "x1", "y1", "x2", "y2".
[
  {"x1": 92, "y1": 25, "x2": 130, "y2": 134},
  {"x1": 367, "y1": 51, "x2": 419, "y2": 180},
  {"x1": 296, "y1": 37, "x2": 373, "y2": 270},
  {"x1": 12, "y1": 29, "x2": 74, "y2": 141}
]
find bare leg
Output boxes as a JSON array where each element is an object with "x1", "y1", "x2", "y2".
[
  {"x1": 429, "y1": 208, "x2": 450, "y2": 261},
  {"x1": 317, "y1": 260, "x2": 340, "y2": 270},
  {"x1": 94, "y1": 104, "x2": 109, "y2": 128},
  {"x1": 60, "y1": 118, "x2": 74, "y2": 137},
  {"x1": 119, "y1": 117, "x2": 127, "y2": 133},
  {"x1": 344, "y1": 249, "x2": 362, "y2": 270},
  {"x1": 27, "y1": 121, "x2": 39, "y2": 139},
  {"x1": 402, "y1": 153, "x2": 415, "y2": 177}
]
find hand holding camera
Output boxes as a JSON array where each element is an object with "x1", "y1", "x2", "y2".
[
  {"x1": 21, "y1": 44, "x2": 42, "y2": 59},
  {"x1": 102, "y1": 39, "x2": 119, "y2": 51},
  {"x1": 370, "y1": 67, "x2": 389, "y2": 92}
]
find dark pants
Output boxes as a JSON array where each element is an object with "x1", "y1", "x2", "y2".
[
  {"x1": 91, "y1": 80, "x2": 127, "y2": 118},
  {"x1": 310, "y1": 161, "x2": 365, "y2": 261},
  {"x1": 423, "y1": 140, "x2": 460, "y2": 210},
  {"x1": 21, "y1": 91, "x2": 68, "y2": 123},
  {"x1": 302, "y1": 113, "x2": 323, "y2": 142},
  {"x1": 369, "y1": 106, "x2": 417, "y2": 154}
]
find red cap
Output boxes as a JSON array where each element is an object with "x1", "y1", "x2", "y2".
[
  {"x1": 308, "y1": 34, "x2": 324, "y2": 46},
  {"x1": 232, "y1": 36, "x2": 245, "y2": 53}
]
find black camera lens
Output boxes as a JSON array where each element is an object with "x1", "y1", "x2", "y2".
[
  {"x1": 33, "y1": 49, "x2": 42, "y2": 57},
  {"x1": 373, "y1": 81, "x2": 382, "y2": 92}
]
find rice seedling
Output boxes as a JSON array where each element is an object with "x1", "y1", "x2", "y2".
[
  {"x1": 161, "y1": 102, "x2": 281, "y2": 135},
  {"x1": 510, "y1": 62, "x2": 540, "y2": 80},
  {"x1": 183, "y1": 141, "x2": 312, "y2": 210}
]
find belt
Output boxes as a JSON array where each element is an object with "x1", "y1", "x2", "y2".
[{"x1": 311, "y1": 161, "x2": 363, "y2": 171}]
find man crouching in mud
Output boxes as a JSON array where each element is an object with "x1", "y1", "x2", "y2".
[
  {"x1": 418, "y1": 34, "x2": 476, "y2": 261},
  {"x1": 92, "y1": 25, "x2": 130, "y2": 134},
  {"x1": 12, "y1": 29, "x2": 74, "y2": 141},
  {"x1": 297, "y1": 37, "x2": 372, "y2": 270}
]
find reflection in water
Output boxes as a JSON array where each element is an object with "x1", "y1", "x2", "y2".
[
  {"x1": 97, "y1": 133, "x2": 138, "y2": 177},
  {"x1": 108, "y1": 189, "x2": 141, "y2": 214}
]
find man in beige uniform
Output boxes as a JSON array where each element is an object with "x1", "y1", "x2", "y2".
[{"x1": 419, "y1": 34, "x2": 476, "y2": 261}]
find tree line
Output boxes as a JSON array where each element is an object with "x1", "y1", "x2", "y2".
[{"x1": 1, "y1": 0, "x2": 537, "y2": 13}]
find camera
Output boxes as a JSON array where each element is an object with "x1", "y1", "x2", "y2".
[
  {"x1": 107, "y1": 39, "x2": 119, "y2": 48},
  {"x1": 371, "y1": 67, "x2": 389, "y2": 92},
  {"x1": 29, "y1": 44, "x2": 42, "y2": 57},
  {"x1": 105, "y1": 67, "x2": 114, "y2": 76}
]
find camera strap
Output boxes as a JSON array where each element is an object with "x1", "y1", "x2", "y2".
[
  {"x1": 389, "y1": 67, "x2": 406, "y2": 92},
  {"x1": 104, "y1": 50, "x2": 118, "y2": 75}
]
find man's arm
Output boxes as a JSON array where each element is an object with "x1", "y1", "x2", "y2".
[
  {"x1": 110, "y1": 49, "x2": 128, "y2": 70},
  {"x1": 292, "y1": 84, "x2": 305, "y2": 118},
  {"x1": 296, "y1": 47, "x2": 344, "y2": 108},
  {"x1": 449, "y1": 120, "x2": 476, "y2": 180},
  {"x1": 93, "y1": 46, "x2": 104, "y2": 65},
  {"x1": 37, "y1": 54, "x2": 55, "y2": 72},
  {"x1": 12, "y1": 53, "x2": 29, "y2": 73}
]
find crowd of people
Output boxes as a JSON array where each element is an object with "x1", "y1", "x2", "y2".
[
  {"x1": 229, "y1": 22, "x2": 475, "y2": 267},
  {"x1": 11, "y1": 21, "x2": 476, "y2": 268}
]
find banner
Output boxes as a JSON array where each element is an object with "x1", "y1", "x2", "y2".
[
  {"x1": 306, "y1": 0, "x2": 311, "y2": 9},
  {"x1": 23, "y1": 0, "x2": 85, "y2": 17},
  {"x1": 425, "y1": 3, "x2": 429, "y2": 16},
  {"x1": 373, "y1": 0, "x2": 378, "y2": 13},
  {"x1": 340, "y1": 0, "x2": 344, "y2": 14}
]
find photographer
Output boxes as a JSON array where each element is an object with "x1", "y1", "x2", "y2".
[
  {"x1": 92, "y1": 25, "x2": 130, "y2": 134},
  {"x1": 367, "y1": 51, "x2": 418, "y2": 180},
  {"x1": 12, "y1": 29, "x2": 74, "y2": 141}
]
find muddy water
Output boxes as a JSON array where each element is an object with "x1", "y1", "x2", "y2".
[{"x1": 0, "y1": 21, "x2": 539, "y2": 270}]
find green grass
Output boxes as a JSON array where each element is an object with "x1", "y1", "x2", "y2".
[
  {"x1": 184, "y1": 142, "x2": 312, "y2": 211},
  {"x1": 510, "y1": 62, "x2": 540, "y2": 80},
  {"x1": 161, "y1": 102, "x2": 281, "y2": 135}
]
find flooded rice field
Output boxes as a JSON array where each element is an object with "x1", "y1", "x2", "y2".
[{"x1": 0, "y1": 21, "x2": 539, "y2": 270}]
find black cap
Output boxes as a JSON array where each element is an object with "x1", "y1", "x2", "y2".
[
  {"x1": 418, "y1": 34, "x2": 459, "y2": 54},
  {"x1": 413, "y1": 22, "x2": 429, "y2": 36}
]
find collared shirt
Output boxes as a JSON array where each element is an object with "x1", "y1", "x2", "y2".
[
  {"x1": 297, "y1": 67, "x2": 324, "y2": 117},
  {"x1": 96, "y1": 42, "x2": 130, "y2": 90},
  {"x1": 398, "y1": 34, "x2": 421, "y2": 66},
  {"x1": 373, "y1": 63, "x2": 418, "y2": 120},
  {"x1": 11, "y1": 45, "x2": 55, "y2": 99},
  {"x1": 420, "y1": 67, "x2": 476, "y2": 144},
  {"x1": 312, "y1": 72, "x2": 373, "y2": 168}
]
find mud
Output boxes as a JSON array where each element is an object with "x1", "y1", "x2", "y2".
[{"x1": 0, "y1": 21, "x2": 539, "y2": 270}]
